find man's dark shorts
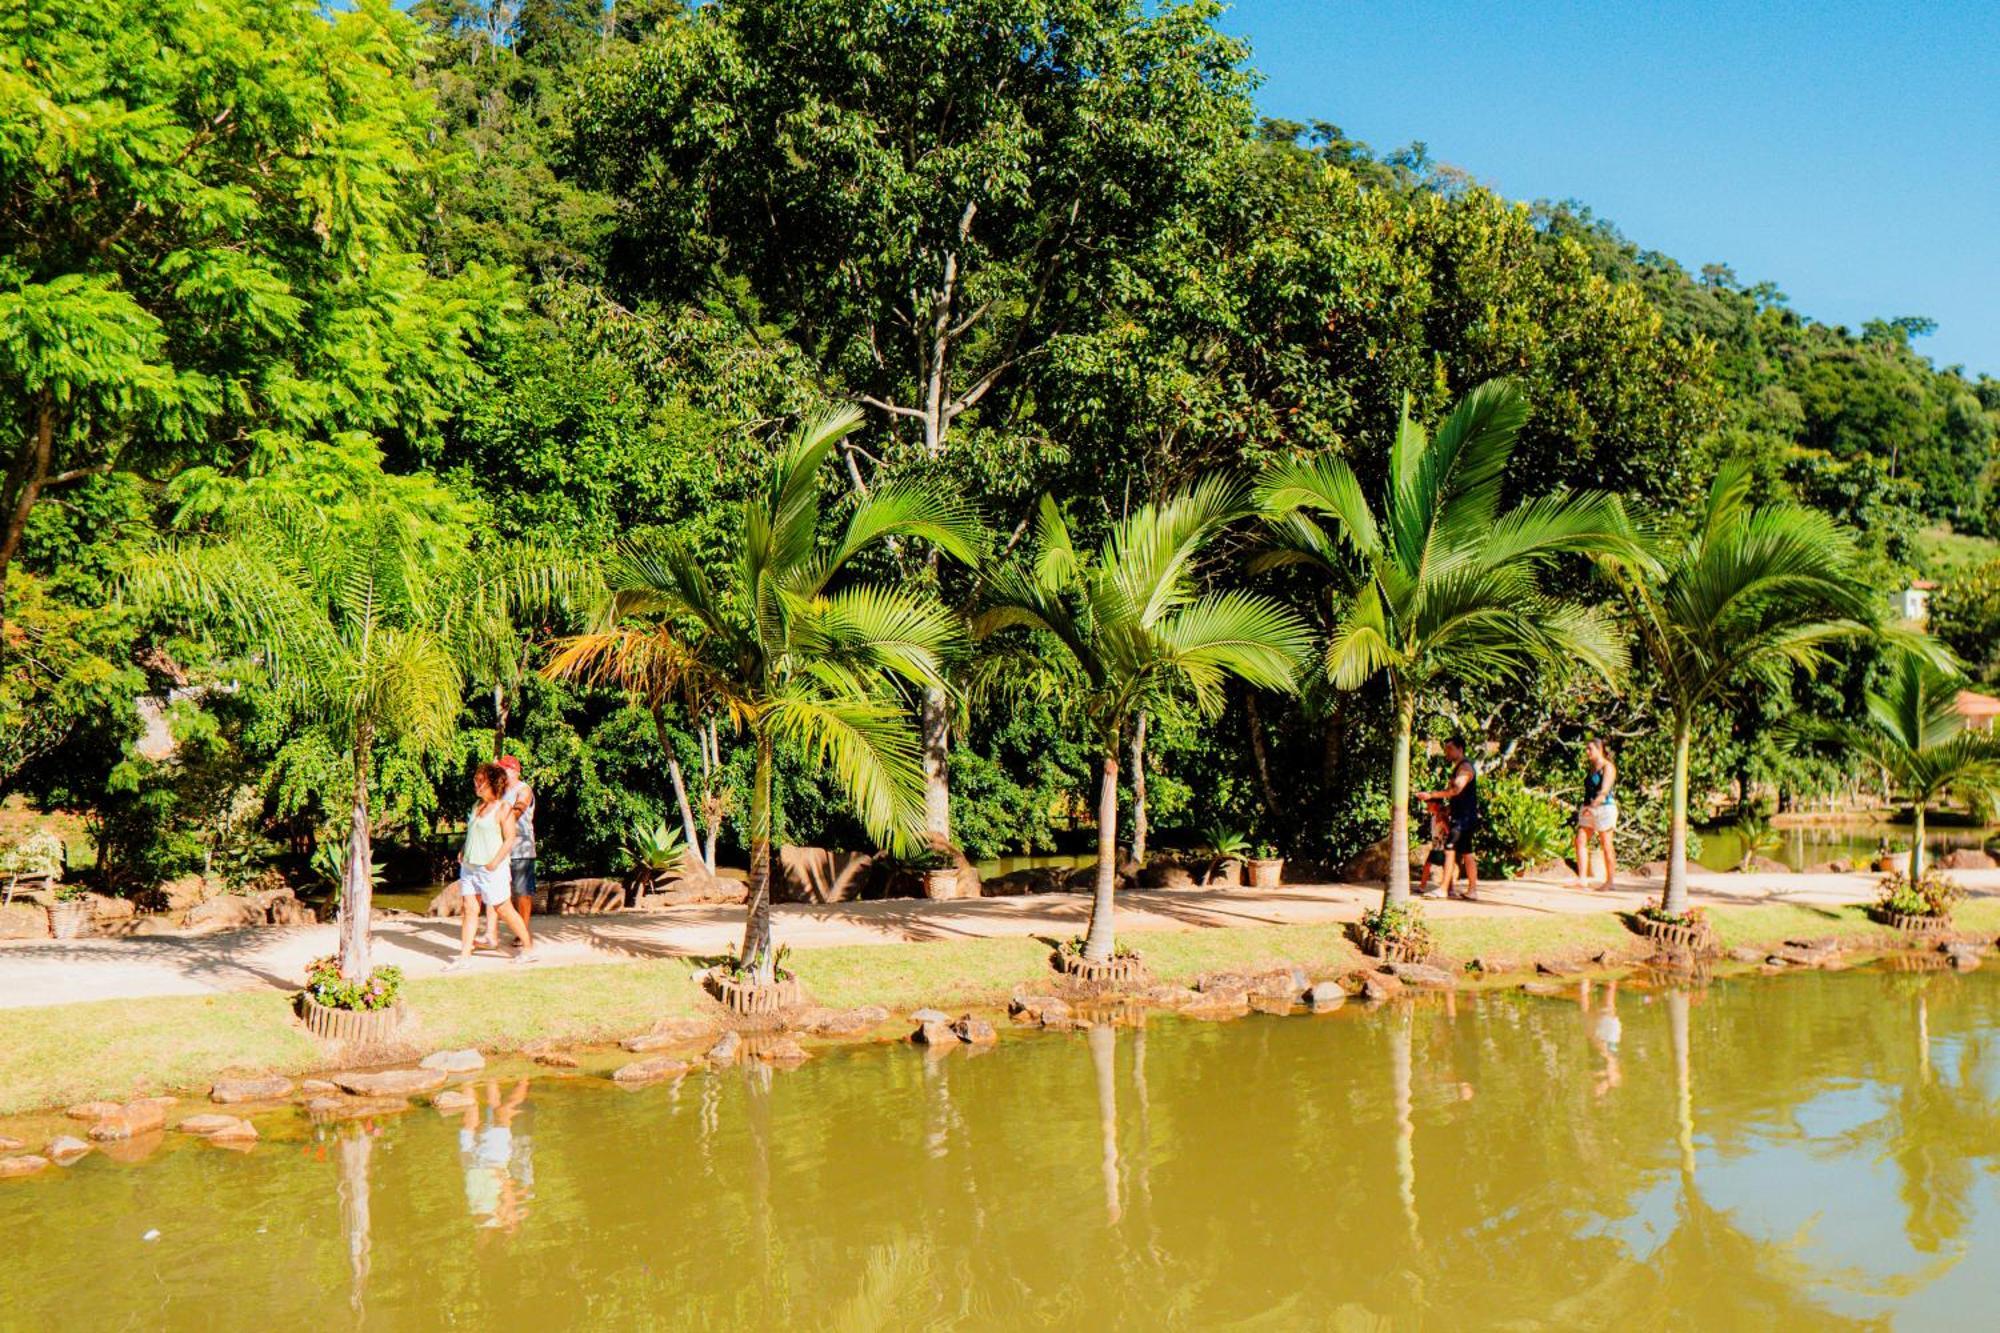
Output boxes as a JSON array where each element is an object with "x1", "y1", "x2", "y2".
[
  {"x1": 1448, "y1": 819, "x2": 1478, "y2": 856},
  {"x1": 510, "y1": 858, "x2": 537, "y2": 901}
]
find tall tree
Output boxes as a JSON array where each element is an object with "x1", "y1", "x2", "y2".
[
  {"x1": 1799, "y1": 649, "x2": 2000, "y2": 883},
  {"x1": 546, "y1": 408, "x2": 980, "y2": 982},
  {"x1": 0, "y1": 0, "x2": 511, "y2": 644},
  {"x1": 1602, "y1": 461, "x2": 1873, "y2": 916},
  {"x1": 566, "y1": 0, "x2": 1256, "y2": 845},
  {"x1": 974, "y1": 483, "x2": 1310, "y2": 962},
  {"x1": 1257, "y1": 381, "x2": 1636, "y2": 906}
]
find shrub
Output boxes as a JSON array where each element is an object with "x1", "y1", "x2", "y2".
[
  {"x1": 1875, "y1": 869, "x2": 1961, "y2": 918},
  {"x1": 303, "y1": 955, "x2": 404, "y2": 1012},
  {"x1": 1361, "y1": 900, "x2": 1432, "y2": 950},
  {"x1": 1477, "y1": 776, "x2": 1570, "y2": 878}
]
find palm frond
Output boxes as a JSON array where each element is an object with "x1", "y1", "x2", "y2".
[{"x1": 763, "y1": 688, "x2": 927, "y2": 850}]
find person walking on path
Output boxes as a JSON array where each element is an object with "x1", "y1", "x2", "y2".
[
  {"x1": 1571, "y1": 738, "x2": 1620, "y2": 892},
  {"x1": 1419, "y1": 738, "x2": 1481, "y2": 901},
  {"x1": 449, "y1": 762, "x2": 535, "y2": 970},
  {"x1": 481, "y1": 754, "x2": 537, "y2": 953}
]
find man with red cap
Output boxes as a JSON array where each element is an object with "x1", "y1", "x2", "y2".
[{"x1": 488, "y1": 754, "x2": 537, "y2": 954}]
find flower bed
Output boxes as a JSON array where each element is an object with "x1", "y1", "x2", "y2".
[
  {"x1": 1627, "y1": 908, "x2": 1716, "y2": 956},
  {"x1": 1870, "y1": 869, "x2": 1959, "y2": 935},
  {"x1": 1053, "y1": 938, "x2": 1144, "y2": 984},
  {"x1": 1351, "y1": 902, "x2": 1433, "y2": 963},
  {"x1": 708, "y1": 972, "x2": 805, "y2": 1015},
  {"x1": 298, "y1": 992, "x2": 407, "y2": 1044}
]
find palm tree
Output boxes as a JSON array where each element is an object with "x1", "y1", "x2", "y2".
[
  {"x1": 1801, "y1": 648, "x2": 2000, "y2": 882},
  {"x1": 974, "y1": 482, "x2": 1311, "y2": 963},
  {"x1": 545, "y1": 406, "x2": 979, "y2": 983},
  {"x1": 131, "y1": 473, "x2": 543, "y2": 980},
  {"x1": 1257, "y1": 380, "x2": 1636, "y2": 906},
  {"x1": 1602, "y1": 461, "x2": 1872, "y2": 915}
]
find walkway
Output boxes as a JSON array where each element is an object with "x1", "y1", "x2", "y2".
[{"x1": 1, "y1": 867, "x2": 1994, "y2": 1011}]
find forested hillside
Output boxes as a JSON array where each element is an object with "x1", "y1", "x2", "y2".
[{"x1": 5, "y1": 0, "x2": 1994, "y2": 893}]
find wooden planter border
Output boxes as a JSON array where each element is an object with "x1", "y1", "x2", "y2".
[
  {"x1": 1353, "y1": 926, "x2": 1432, "y2": 964},
  {"x1": 1629, "y1": 914, "x2": 1717, "y2": 955},
  {"x1": 1869, "y1": 906, "x2": 1952, "y2": 935},
  {"x1": 298, "y1": 993, "x2": 406, "y2": 1044},
  {"x1": 47, "y1": 902, "x2": 91, "y2": 939},
  {"x1": 1054, "y1": 949, "x2": 1145, "y2": 985},
  {"x1": 708, "y1": 972, "x2": 803, "y2": 1016}
]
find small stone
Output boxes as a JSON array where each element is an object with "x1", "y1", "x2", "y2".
[
  {"x1": 210, "y1": 1076, "x2": 294, "y2": 1104},
  {"x1": 66, "y1": 1100, "x2": 122, "y2": 1122},
  {"x1": 1305, "y1": 981, "x2": 1346, "y2": 1011},
  {"x1": 1535, "y1": 961, "x2": 1578, "y2": 978},
  {"x1": 176, "y1": 1114, "x2": 250, "y2": 1136},
  {"x1": 45, "y1": 1136, "x2": 91, "y2": 1162},
  {"x1": 1008, "y1": 995, "x2": 1071, "y2": 1024},
  {"x1": 209, "y1": 1119, "x2": 257, "y2": 1143},
  {"x1": 800, "y1": 1005, "x2": 889, "y2": 1036},
  {"x1": 331, "y1": 1068, "x2": 448, "y2": 1098},
  {"x1": 432, "y1": 1088, "x2": 477, "y2": 1111},
  {"x1": 1728, "y1": 947, "x2": 1766, "y2": 964},
  {"x1": 0, "y1": 1136, "x2": 21, "y2": 1152},
  {"x1": 613, "y1": 1057, "x2": 690, "y2": 1085},
  {"x1": 1357, "y1": 972, "x2": 1403, "y2": 1003},
  {"x1": 758, "y1": 1037, "x2": 810, "y2": 1065},
  {"x1": 417, "y1": 1049, "x2": 485, "y2": 1074},
  {"x1": 911, "y1": 1019, "x2": 962, "y2": 1046},
  {"x1": 533, "y1": 1051, "x2": 580, "y2": 1068},
  {"x1": 1466, "y1": 957, "x2": 1517, "y2": 975},
  {"x1": 1518, "y1": 982, "x2": 1567, "y2": 997},
  {"x1": 304, "y1": 1096, "x2": 411, "y2": 1121},
  {"x1": 706, "y1": 1031, "x2": 743, "y2": 1065},
  {"x1": 0, "y1": 1155, "x2": 50, "y2": 1178},
  {"x1": 910, "y1": 1008, "x2": 951, "y2": 1024},
  {"x1": 1385, "y1": 962, "x2": 1455, "y2": 989},
  {"x1": 951, "y1": 1016, "x2": 998, "y2": 1045},
  {"x1": 87, "y1": 1099, "x2": 170, "y2": 1141},
  {"x1": 1196, "y1": 972, "x2": 1253, "y2": 996},
  {"x1": 1248, "y1": 994, "x2": 1294, "y2": 1015},
  {"x1": 298, "y1": 1079, "x2": 339, "y2": 1097}
]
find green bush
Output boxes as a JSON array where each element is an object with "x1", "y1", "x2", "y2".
[{"x1": 1477, "y1": 776, "x2": 1570, "y2": 878}]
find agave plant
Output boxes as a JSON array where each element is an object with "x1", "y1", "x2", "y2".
[{"x1": 625, "y1": 821, "x2": 690, "y2": 891}]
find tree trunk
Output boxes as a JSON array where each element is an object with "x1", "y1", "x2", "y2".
[
  {"x1": 491, "y1": 683, "x2": 507, "y2": 760},
  {"x1": 1129, "y1": 712, "x2": 1149, "y2": 866},
  {"x1": 739, "y1": 731, "x2": 776, "y2": 982},
  {"x1": 654, "y1": 709, "x2": 709, "y2": 874},
  {"x1": 1384, "y1": 684, "x2": 1415, "y2": 908},
  {"x1": 701, "y1": 717, "x2": 721, "y2": 870},
  {"x1": 1088, "y1": 1020, "x2": 1121, "y2": 1225},
  {"x1": 1245, "y1": 691, "x2": 1278, "y2": 816},
  {"x1": 1082, "y1": 747, "x2": 1121, "y2": 962},
  {"x1": 339, "y1": 722, "x2": 375, "y2": 981},
  {"x1": 1909, "y1": 802, "x2": 1926, "y2": 883},
  {"x1": 921, "y1": 684, "x2": 951, "y2": 848},
  {"x1": 1667, "y1": 987, "x2": 1695, "y2": 1179},
  {"x1": 1663, "y1": 714, "x2": 1694, "y2": 917},
  {"x1": 0, "y1": 396, "x2": 57, "y2": 654}
]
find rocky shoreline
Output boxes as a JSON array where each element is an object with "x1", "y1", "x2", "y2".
[{"x1": 3, "y1": 917, "x2": 1993, "y2": 1183}]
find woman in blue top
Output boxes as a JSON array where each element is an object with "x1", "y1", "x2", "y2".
[{"x1": 1571, "y1": 738, "x2": 1619, "y2": 892}]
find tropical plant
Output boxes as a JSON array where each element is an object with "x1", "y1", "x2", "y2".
[
  {"x1": 1602, "y1": 460, "x2": 1874, "y2": 915},
  {"x1": 1729, "y1": 811, "x2": 1784, "y2": 871},
  {"x1": 1200, "y1": 825, "x2": 1250, "y2": 886},
  {"x1": 1874, "y1": 867, "x2": 1962, "y2": 920},
  {"x1": 974, "y1": 483, "x2": 1311, "y2": 963},
  {"x1": 1257, "y1": 380, "x2": 1637, "y2": 907},
  {"x1": 625, "y1": 820, "x2": 689, "y2": 891},
  {"x1": 128, "y1": 455, "x2": 564, "y2": 980},
  {"x1": 304, "y1": 955, "x2": 404, "y2": 1013},
  {"x1": 1797, "y1": 648, "x2": 2000, "y2": 882},
  {"x1": 1477, "y1": 776, "x2": 1571, "y2": 879},
  {"x1": 546, "y1": 406, "x2": 979, "y2": 983}
]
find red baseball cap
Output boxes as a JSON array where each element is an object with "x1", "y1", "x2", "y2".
[{"x1": 497, "y1": 755, "x2": 522, "y2": 774}]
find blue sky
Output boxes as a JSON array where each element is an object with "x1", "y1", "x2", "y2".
[{"x1": 1216, "y1": 1, "x2": 2000, "y2": 377}]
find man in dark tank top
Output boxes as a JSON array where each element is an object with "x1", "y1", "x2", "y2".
[{"x1": 1418, "y1": 737, "x2": 1481, "y2": 900}]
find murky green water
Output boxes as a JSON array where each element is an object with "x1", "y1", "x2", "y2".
[
  {"x1": 4, "y1": 968, "x2": 1997, "y2": 1329},
  {"x1": 1695, "y1": 820, "x2": 1996, "y2": 872}
]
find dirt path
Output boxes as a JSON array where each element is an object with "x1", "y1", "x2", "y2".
[{"x1": 2, "y1": 867, "x2": 1993, "y2": 1011}]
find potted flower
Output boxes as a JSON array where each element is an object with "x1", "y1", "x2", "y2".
[
  {"x1": 298, "y1": 955, "x2": 407, "y2": 1043},
  {"x1": 903, "y1": 845, "x2": 965, "y2": 900},
  {"x1": 1869, "y1": 868, "x2": 1960, "y2": 934},
  {"x1": 48, "y1": 883, "x2": 92, "y2": 939},
  {"x1": 1245, "y1": 840, "x2": 1284, "y2": 889},
  {"x1": 1353, "y1": 901, "x2": 1433, "y2": 963}
]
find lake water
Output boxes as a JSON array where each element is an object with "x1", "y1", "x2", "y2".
[
  {"x1": 9, "y1": 968, "x2": 1994, "y2": 1329},
  {"x1": 1695, "y1": 821, "x2": 1997, "y2": 872}
]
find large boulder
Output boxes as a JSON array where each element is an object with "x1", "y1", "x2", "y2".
[
  {"x1": 982, "y1": 868, "x2": 1068, "y2": 897},
  {"x1": 1941, "y1": 848, "x2": 1998, "y2": 871},
  {"x1": 775, "y1": 846, "x2": 881, "y2": 904},
  {"x1": 331, "y1": 1068, "x2": 448, "y2": 1098},
  {"x1": 640, "y1": 871, "x2": 746, "y2": 908},
  {"x1": 428, "y1": 887, "x2": 467, "y2": 920},
  {"x1": 1340, "y1": 837, "x2": 1423, "y2": 884},
  {"x1": 183, "y1": 896, "x2": 268, "y2": 932},
  {"x1": 1138, "y1": 859, "x2": 1198, "y2": 889},
  {"x1": 1739, "y1": 855, "x2": 1793, "y2": 875},
  {"x1": 0, "y1": 902, "x2": 49, "y2": 939},
  {"x1": 156, "y1": 875, "x2": 215, "y2": 912},
  {"x1": 211, "y1": 1076, "x2": 294, "y2": 1104},
  {"x1": 547, "y1": 878, "x2": 627, "y2": 915}
]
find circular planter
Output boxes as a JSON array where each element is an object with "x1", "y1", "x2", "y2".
[
  {"x1": 1869, "y1": 906, "x2": 1952, "y2": 935},
  {"x1": 921, "y1": 866, "x2": 962, "y2": 900},
  {"x1": 1354, "y1": 927, "x2": 1431, "y2": 964},
  {"x1": 1630, "y1": 914, "x2": 1717, "y2": 956},
  {"x1": 1206, "y1": 859, "x2": 1244, "y2": 888},
  {"x1": 47, "y1": 901, "x2": 92, "y2": 939},
  {"x1": 1245, "y1": 857, "x2": 1285, "y2": 889},
  {"x1": 1054, "y1": 948, "x2": 1145, "y2": 985},
  {"x1": 297, "y1": 993, "x2": 406, "y2": 1044},
  {"x1": 708, "y1": 972, "x2": 804, "y2": 1016}
]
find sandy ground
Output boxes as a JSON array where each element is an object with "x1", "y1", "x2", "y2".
[{"x1": 2, "y1": 867, "x2": 1995, "y2": 1011}]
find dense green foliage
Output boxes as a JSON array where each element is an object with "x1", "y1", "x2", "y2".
[{"x1": 7, "y1": 0, "x2": 1993, "y2": 922}]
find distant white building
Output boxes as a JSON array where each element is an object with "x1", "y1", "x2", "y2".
[{"x1": 1896, "y1": 579, "x2": 1937, "y2": 624}]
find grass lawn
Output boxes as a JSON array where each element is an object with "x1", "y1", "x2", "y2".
[
  {"x1": 1913, "y1": 524, "x2": 2000, "y2": 581},
  {"x1": 2, "y1": 900, "x2": 1994, "y2": 1118}
]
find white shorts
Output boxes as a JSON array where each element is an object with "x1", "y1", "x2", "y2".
[
  {"x1": 460, "y1": 863, "x2": 509, "y2": 907},
  {"x1": 1580, "y1": 803, "x2": 1619, "y2": 833}
]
